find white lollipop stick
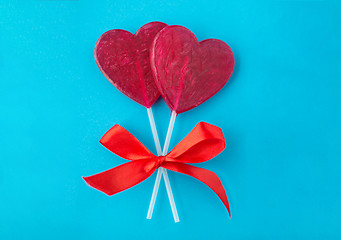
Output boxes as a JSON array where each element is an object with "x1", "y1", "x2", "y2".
[
  {"x1": 160, "y1": 111, "x2": 179, "y2": 222},
  {"x1": 146, "y1": 109, "x2": 179, "y2": 222},
  {"x1": 146, "y1": 108, "x2": 162, "y2": 155}
]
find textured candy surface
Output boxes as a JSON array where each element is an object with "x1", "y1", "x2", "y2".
[
  {"x1": 151, "y1": 25, "x2": 235, "y2": 114},
  {"x1": 95, "y1": 22, "x2": 167, "y2": 108}
]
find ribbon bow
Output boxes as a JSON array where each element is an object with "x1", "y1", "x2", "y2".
[{"x1": 83, "y1": 122, "x2": 231, "y2": 217}]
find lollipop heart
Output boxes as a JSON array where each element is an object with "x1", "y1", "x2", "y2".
[
  {"x1": 151, "y1": 25, "x2": 235, "y2": 114},
  {"x1": 95, "y1": 22, "x2": 167, "y2": 108}
]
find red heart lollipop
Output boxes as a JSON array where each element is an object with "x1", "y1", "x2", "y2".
[
  {"x1": 151, "y1": 25, "x2": 235, "y2": 114},
  {"x1": 95, "y1": 22, "x2": 167, "y2": 108}
]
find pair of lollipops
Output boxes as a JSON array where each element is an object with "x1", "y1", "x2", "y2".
[{"x1": 86, "y1": 22, "x2": 235, "y2": 222}]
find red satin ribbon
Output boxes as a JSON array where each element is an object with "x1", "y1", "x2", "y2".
[{"x1": 83, "y1": 122, "x2": 231, "y2": 217}]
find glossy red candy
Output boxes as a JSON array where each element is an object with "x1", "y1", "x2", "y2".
[
  {"x1": 95, "y1": 22, "x2": 167, "y2": 108},
  {"x1": 151, "y1": 26, "x2": 235, "y2": 114}
]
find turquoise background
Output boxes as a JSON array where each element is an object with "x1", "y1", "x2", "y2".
[{"x1": 0, "y1": 0, "x2": 340, "y2": 239}]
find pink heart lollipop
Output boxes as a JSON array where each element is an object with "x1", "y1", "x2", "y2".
[
  {"x1": 147, "y1": 26, "x2": 235, "y2": 219},
  {"x1": 151, "y1": 25, "x2": 235, "y2": 114},
  {"x1": 95, "y1": 22, "x2": 167, "y2": 108},
  {"x1": 95, "y1": 22, "x2": 179, "y2": 222}
]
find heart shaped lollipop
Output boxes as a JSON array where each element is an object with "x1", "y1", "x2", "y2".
[
  {"x1": 147, "y1": 26, "x2": 235, "y2": 218},
  {"x1": 151, "y1": 25, "x2": 235, "y2": 114},
  {"x1": 95, "y1": 22, "x2": 167, "y2": 108},
  {"x1": 95, "y1": 22, "x2": 179, "y2": 222}
]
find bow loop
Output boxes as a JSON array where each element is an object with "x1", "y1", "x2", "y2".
[
  {"x1": 100, "y1": 124, "x2": 156, "y2": 161},
  {"x1": 166, "y1": 122, "x2": 225, "y2": 163}
]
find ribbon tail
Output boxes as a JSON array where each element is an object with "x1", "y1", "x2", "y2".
[
  {"x1": 163, "y1": 162, "x2": 231, "y2": 217},
  {"x1": 83, "y1": 160, "x2": 156, "y2": 196}
]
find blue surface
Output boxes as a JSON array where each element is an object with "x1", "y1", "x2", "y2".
[{"x1": 0, "y1": 0, "x2": 340, "y2": 239}]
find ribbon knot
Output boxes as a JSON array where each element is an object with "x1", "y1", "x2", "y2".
[
  {"x1": 83, "y1": 122, "x2": 231, "y2": 217},
  {"x1": 157, "y1": 156, "x2": 166, "y2": 167}
]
